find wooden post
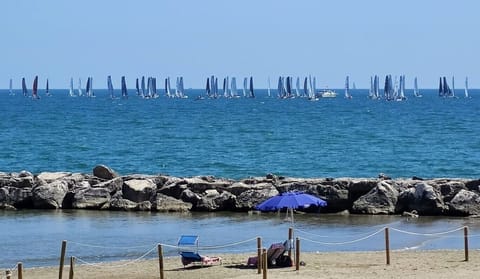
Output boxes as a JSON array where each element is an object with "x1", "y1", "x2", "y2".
[
  {"x1": 464, "y1": 226, "x2": 469, "y2": 262},
  {"x1": 262, "y1": 248, "x2": 268, "y2": 279},
  {"x1": 158, "y1": 244, "x2": 164, "y2": 279},
  {"x1": 385, "y1": 228, "x2": 390, "y2": 265},
  {"x1": 295, "y1": 237, "x2": 300, "y2": 271},
  {"x1": 288, "y1": 227, "x2": 293, "y2": 259},
  {"x1": 17, "y1": 262, "x2": 23, "y2": 279},
  {"x1": 68, "y1": 257, "x2": 75, "y2": 279},
  {"x1": 59, "y1": 240, "x2": 67, "y2": 279},
  {"x1": 257, "y1": 237, "x2": 262, "y2": 274},
  {"x1": 5, "y1": 270, "x2": 11, "y2": 279}
]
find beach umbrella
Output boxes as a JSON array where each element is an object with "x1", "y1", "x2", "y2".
[{"x1": 255, "y1": 191, "x2": 327, "y2": 212}]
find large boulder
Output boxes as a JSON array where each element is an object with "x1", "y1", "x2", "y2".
[
  {"x1": 92, "y1": 177, "x2": 123, "y2": 194},
  {"x1": 351, "y1": 181, "x2": 399, "y2": 214},
  {"x1": 397, "y1": 182, "x2": 447, "y2": 215},
  {"x1": 447, "y1": 189, "x2": 480, "y2": 216},
  {"x1": 152, "y1": 193, "x2": 192, "y2": 212},
  {"x1": 32, "y1": 180, "x2": 69, "y2": 209},
  {"x1": 123, "y1": 179, "x2": 156, "y2": 202},
  {"x1": 72, "y1": 187, "x2": 111, "y2": 209},
  {"x1": 235, "y1": 186, "x2": 279, "y2": 211},
  {"x1": 36, "y1": 172, "x2": 71, "y2": 184},
  {"x1": 93, "y1": 165, "x2": 118, "y2": 180},
  {"x1": 109, "y1": 198, "x2": 140, "y2": 211},
  {"x1": 194, "y1": 190, "x2": 236, "y2": 211}
]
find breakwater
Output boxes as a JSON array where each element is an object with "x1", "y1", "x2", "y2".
[{"x1": 1, "y1": 165, "x2": 480, "y2": 216}]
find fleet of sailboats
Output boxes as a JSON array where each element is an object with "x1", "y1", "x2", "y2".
[{"x1": 3, "y1": 75, "x2": 476, "y2": 100}]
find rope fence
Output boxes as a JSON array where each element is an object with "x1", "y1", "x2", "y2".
[{"x1": 2, "y1": 226, "x2": 475, "y2": 278}]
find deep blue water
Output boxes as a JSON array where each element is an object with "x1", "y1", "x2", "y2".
[
  {"x1": 1, "y1": 89, "x2": 479, "y2": 179},
  {"x1": 2, "y1": 89, "x2": 480, "y2": 268}
]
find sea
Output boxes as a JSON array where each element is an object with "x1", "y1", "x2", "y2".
[{"x1": 1, "y1": 88, "x2": 480, "y2": 268}]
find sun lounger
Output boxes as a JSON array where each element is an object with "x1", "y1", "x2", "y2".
[{"x1": 178, "y1": 235, "x2": 222, "y2": 267}]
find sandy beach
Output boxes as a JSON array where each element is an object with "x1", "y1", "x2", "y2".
[{"x1": 9, "y1": 250, "x2": 478, "y2": 279}]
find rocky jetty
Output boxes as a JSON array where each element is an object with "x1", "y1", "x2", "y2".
[{"x1": 1, "y1": 165, "x2": 480, "y2": 216}]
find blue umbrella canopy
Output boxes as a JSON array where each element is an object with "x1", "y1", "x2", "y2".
[{"x1": 255, "y1": 191, "x2": 327, "y2": 212}]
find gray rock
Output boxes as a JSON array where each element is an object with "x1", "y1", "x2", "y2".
[
  {"x1": 109, "y1": 198, "x2": 138, "y2": 211},
  {"x1": 122, "y1": 179, "x2": 155, "y2": 202},
  {"x1": 72, "y1": 187, "x2": 111, "y2": 209},
  {"x1": 352, "y1": 181, "x2": 399, "y2": 214},
  {"x1": 152, "y1": 193, "x2": 192, "y2": 212},
  {"x1": 235, "y1": 187, "x2": 279, "y2": 211},
  {"x1": 448, "y1": 189, "x2": 480, "y2": 216},
  {"x1": 36, "y1": 172, "x2": 71, "y2": 183},
  {"x1": 93, "y1": 165, "x2": 118, "y2": 180},
  {"x1": 194, "y1": 190, "x2": 236, "y2": 211},
  {"x1": 92, "y1": 177, "x2": 123, "y2": 194},
  {"x1": 397, "y1": 182, "x2": 447, "y2": 215},
  {"x1": 32, "y1": 180, "x2": 69, "y2": 209}
]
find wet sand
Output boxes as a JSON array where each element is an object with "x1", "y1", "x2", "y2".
[{"x1": 10, "y1": 250, "x2": 479, "y2": 279}]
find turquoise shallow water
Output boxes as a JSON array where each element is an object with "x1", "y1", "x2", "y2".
[
  {"x1": 1, "y1": 89, "x2": 479, "y2": 179},
  {"x1": 1, "y1": 89, "x2": 480, "y2": 268}
]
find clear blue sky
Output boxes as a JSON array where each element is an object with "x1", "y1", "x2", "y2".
[{"x1": 1, "y1": 0, "x2": 479, "y2": 89}]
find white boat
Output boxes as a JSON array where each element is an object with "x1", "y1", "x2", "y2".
[
  {"x1": 413, "y1": 77, "x2": 422, "y2": 97},
  {"x1": 319, "y1": 87, "x2": 337, "y2": 98},
  {"x1": 344, "y1": 76, "x2": 352, "y2": 99}
]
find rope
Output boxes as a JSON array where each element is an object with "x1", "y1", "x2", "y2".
[
  {"x1": 299, "y1": 228, "x2": 384, "y2": 246},
  {"x1": 390, "y1": 226, "x2": 466, "y2": 237},
  {"x1": 296, "y1": 227, "x2": 385, "y2": 239},
  {"x1": 68, "y1": 240, "x2": 154, "y2": 250},
  {"x1": 197, "y1": 237, "x2": 258, "y2": 250},
  {"x1": 74, "y1": 245, "x2": 157, "y2": 268}
]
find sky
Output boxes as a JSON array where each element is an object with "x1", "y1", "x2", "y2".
[{"x1": 1, "y1": 0, "x2": 480, "y2": 89}]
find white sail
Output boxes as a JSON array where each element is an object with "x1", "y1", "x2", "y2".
[
  {"x1": 243, "y1": 77, "x2": 248, "y2": 97},
  {"x1": 9, "y1": 78, "x2": 13, "y2": 95},
  {"x1": 77, "y1": 78, "x2": 83, "y2": 96},
  {"x1": 345, "y1": 76, "x2": 351, "y2": 99},
  {"x1": 451, "y1": 76, "x2": 456, "y2": 97},
  {"x1": 231, "y1": 77, "x2": 238, "y2": 97},
  {"x1": 267, "y1": 77, "x2": 271, "y2": 97},
  {"x1": 465, "y1": 77, "x2": 469, "y2": 98},
  {"x1": 295, "y1": 77, "x2": 300, "y2": 97}
]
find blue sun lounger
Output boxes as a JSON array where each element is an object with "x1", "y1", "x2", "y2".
[{"x1": 177, "y1": 235, "x2": 222, "y2": 267}]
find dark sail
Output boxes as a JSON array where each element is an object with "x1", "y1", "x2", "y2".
[
  {"x1": 121, "y1": 76, "x2": 128, "y2": 98},
  {"x1": 249, "y1": 76, "x2": 254, "y2": 98}
]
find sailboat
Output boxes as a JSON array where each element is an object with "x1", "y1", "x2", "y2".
[
  {"x1": 465, "y1": 77, "x2": 470, "y2": 98},
  {"x1": 451, "y1": 76, "x2": 456, "y2": 98},
  {"x1": 165, "y1": 77, "x2": 172, "y2": 98},
  {"x1": 45, "y1": 79, "x2": 51, "y2": 96},
  {"x1": 231, "y1": 77, "x2": 239, "y2": 98},
  {"x1": 78, "y1": 78, "x2": 83, "y2": 96},
  {"x1": 248, "y1": 76, "x2": 255, "y2": 98},
  {"x1": 413, "y1": 77, "x2": 422, "y2": 97},
  {"x1": 267, "y1": 77, "x2": 271, "y2": 97},
  {"x1": 393, "y1": 75, "x2": 406, "y2": 101},
  {"x1": 135, "y1": 78, "x2": 140, "y2": 96},
  {"x1": 22, "y1": 77, "x2": 28, "y2": 96},
  {"x1": 69, "y1": 78, "x2": 75, "y2": 97},
  {"x1": 107, "y1": 75, "x2": 115, "y2": 99},
  {"x1": 141, "y1": 76, "x2": 146, "y2": 98},
  {"x1": 243, "y1": 77, "x2": 248, "y2": 97},
  {"x1": 8, "y1": 78, "x2": 14, "y2": 95},
  {"x1": 344, "y1": 76, "x2": 352, "y2": 99},
  {"x1": 295, "y1": 77, "x2": 301, "y2": 97},
  {"x1": 121, "y1": 76, "x2": 128, "y2": 98},
  {"x1": 32, "y1": 76, "x2": 40, "y2": 99}
]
